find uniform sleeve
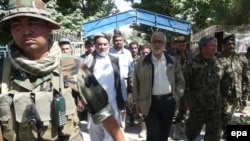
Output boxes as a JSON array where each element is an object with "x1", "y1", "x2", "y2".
[
  {"x1": 219, "y1": 58, "x2": 233, "y2": 98},
  {"x1": 77, "y1": 64, "x2": 114, "y2": 124},
  {"x1": 174, "y1": 59, "x2": 185, "y2": 102},
  {"x1": 0, "y1": 60, "x2": 3, "y2": 92},
  {"x1": 182, "y1": 61, "x2": 192, "y2": 99},
  {"x1": 242, "y1": 55, "x2": 250, "y2": 84},
  {"x1": 241, "y1": 55, "x2": 250, "y2": 103},
  {"x1": 132, "y1": 60, "x2": 140, "y2": 103}
]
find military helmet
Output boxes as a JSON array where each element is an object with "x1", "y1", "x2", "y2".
[{"x1": 0, "y1": 0, "x2": 60, "y2": 32}]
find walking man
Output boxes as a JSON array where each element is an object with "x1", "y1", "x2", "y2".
[
  {"x1": 184, "y1": 35, "x2": 232, "y2": 141},
  {"x1": 133, "y1": 31, "x2": 185, "y2": 141}
]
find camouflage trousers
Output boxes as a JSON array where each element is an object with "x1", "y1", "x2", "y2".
[
  {"x1": 221, "y1": 97, "x2": 239, "y2": 139},
  {"x1": 126, "y1": 93, "x2": 144, "y2": 125},
  {"x1": 186, "y1": 109, "x2": 221, "y2": 141},
  {"x1": 126, "y1": 93, "x2": 136, "y2": 117}
]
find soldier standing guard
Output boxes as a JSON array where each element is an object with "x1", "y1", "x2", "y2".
[
  {"x1": 0, "y1": 0, "x2": 125, "y2": 141},
  {"x1": 216, "y1": 34, "x2": 250, "y2": 139}
]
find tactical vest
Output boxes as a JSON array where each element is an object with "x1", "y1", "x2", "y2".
[{"x1": 0, "y1": 58, "x2": 82, "y2": 141}]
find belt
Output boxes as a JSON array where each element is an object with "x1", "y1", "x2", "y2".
[
  {"x1": 56, "y1": 135, "x2": 69, "y2": 141},
  {"x1": 152, "y1": 93, "x2": 173, "y2": 100}
]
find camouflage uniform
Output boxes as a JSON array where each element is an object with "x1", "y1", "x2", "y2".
[
  {"x1": 216, "y1": 52, "x2": 249, "y2": 138},
  {"x1": 0, "y1": 0, "x2": 116, "y2": 140},
  {"x1": 172, "y1": 49, "x2": 193, "y2": 140},
  {"x1": 242, "y1": 54, "x2": 250, "y2": 102},
  {"x1": 126, "y1": 55, "x2": 140, "y2": 126},
  {"x1": 184, "y1": 54, "x2": 232, "y2": 141},
  {"x1": 173, "y1": 49, "x2": 193, "y2": 70},
  {"x1": 0, "y1": 45, "x2": 115, "y2": 141}
]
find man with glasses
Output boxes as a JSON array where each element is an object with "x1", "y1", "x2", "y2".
[
  {"x1": 184, "y1": 35, "x2": 232, "y2": 141},
  {"x1": 133, "y1": 31, "x2": 185, "y2": 141}
]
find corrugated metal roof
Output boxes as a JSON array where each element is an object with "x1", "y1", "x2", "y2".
[{"x1": 82, "y1": 9, "x2": 191, "y2": 38}]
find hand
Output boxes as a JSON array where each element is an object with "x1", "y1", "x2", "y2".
[
  {"x1": 181, "y1": 101, "x2": 189, "y2": 111},
  {"x1": 77, "y1": 97, "x2": 85, "y2": 111},
  {"x1": 221, "y1": 97, "x2": 227, "y2": 106},
  {"x1": 136, "y1": 106, "x2": 142, "y2": 114}
]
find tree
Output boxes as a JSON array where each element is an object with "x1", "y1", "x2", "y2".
[
  {"x1": 126, "y1": 0, "x2": 250, "y2": 41},
  {"x1": 45, "y1": 0, "x2": 117, "y2": 37},
  {"x1": 128, "y1": 0, "x2": 181, "y2": 42}
]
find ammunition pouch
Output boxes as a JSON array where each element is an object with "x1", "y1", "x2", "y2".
[
  {"x1": 0, "y1": 88, "x2": 79, "y2": 141},
  {"x1": 0, "y1": 94, "x2": 16, "y2": 141}
]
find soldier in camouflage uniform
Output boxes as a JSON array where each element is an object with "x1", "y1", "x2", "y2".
[
  {"x1": 127, "y1": 41, "x2": 140, "y2": 127},
  {"x1": 216, "y1": 33, "x2": 250, "y2": 139},
  {"x1": 245, "y1": 47, "x2": 250, "y2": 102},
  {"x1": 128, "y1": 41, "x2": 148, "y2": 138},
  {"x1": 172, "y1": 35, "x2": 193, "y2": 140},
  {"x1": 184, "y1": 35, "x2": 232, "y2": 141},
  {"x1": 0, "y1": 0, "x2": 125, "y2": 141}
]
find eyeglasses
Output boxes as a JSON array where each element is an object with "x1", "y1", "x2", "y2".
[{"x1": 152, "y1": 40, "x2": 165, "y2": 44}]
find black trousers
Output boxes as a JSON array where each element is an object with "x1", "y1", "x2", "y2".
[{"x1": 145, "y1": 94, "x2": 176, "y2": 141}]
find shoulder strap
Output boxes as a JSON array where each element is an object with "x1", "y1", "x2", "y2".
[
  {"x1": 1, "y1": 58, "x2": 11, "y2": 94},
  {"x1": 52, "y1": 61, "x2": 64, "y2": 93}
]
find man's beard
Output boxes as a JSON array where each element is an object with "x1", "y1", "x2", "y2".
[
  {"x1": 97, "y1": 50, "x2": 108, "y2": 57},
  {"x1": 152, "y1": 48, "x2": 163, "y2": 55}
]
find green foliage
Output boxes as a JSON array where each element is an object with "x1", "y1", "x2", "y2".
[
  {"x1": 130, "y1": 0, "x2": 185, "y2": 42},
  {"x1": 46, "y1": 0, "x2": 84, "y2": 36},
  {"x1": 129, "y1": 0, "x2": 250, "y2": 39},
  {"x1": 45, "y1": 0, "x2": 116, "y2": 36},
  {"x1": 231, "y1": 116, "x2": 250, "y2": 125},
  {"x1": 2, "y1": 0, "x2": 250, "y2": 44},
  {"x1": 0, "y1": 0, "x2": 11, "y2": 45},
  {"x1": 0, "y1": 0, "x2": 116, "y2": 44}
]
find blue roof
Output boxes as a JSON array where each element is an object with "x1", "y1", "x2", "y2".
[{"x1": 82, "y1": 8, "x2": 191, "y2": 38}]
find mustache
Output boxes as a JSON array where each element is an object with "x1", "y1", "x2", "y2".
[{"x1": 22, "y1": 36, "x2": 34, "y2": 41}]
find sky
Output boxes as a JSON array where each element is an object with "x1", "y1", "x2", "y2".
[
  {"x1": 111, "y1": 0, "x2": 133, "y2": 34},
  {"x1": 114, "y1": 0, "x2": 132, "y2": 12}
]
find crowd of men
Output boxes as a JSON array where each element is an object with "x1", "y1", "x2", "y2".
[
  {"x1": 56, "y1": 29, "x2": 250, "y2": 141},
  {"x1": 0, "y1": 0, "x2": 250, "y2": 141}
]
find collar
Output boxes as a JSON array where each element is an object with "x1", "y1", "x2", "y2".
[
  {"x1": 143, "y1": 51, "x2": 173, "y2": 65},
  {"x1": 111, "y1": 47, "x2": 125, "y2": 54},
  {"x1": 152, "y1": 52, "x2": 165, "y2": 61}
]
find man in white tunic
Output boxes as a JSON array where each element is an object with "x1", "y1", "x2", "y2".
[{"x1": 84, "y1": 33, "x2": 127, "y2": 141}]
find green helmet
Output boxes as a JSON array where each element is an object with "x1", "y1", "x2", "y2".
[{"x1": 0, "y1": 0, "x2": 60, "y2": 32}]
